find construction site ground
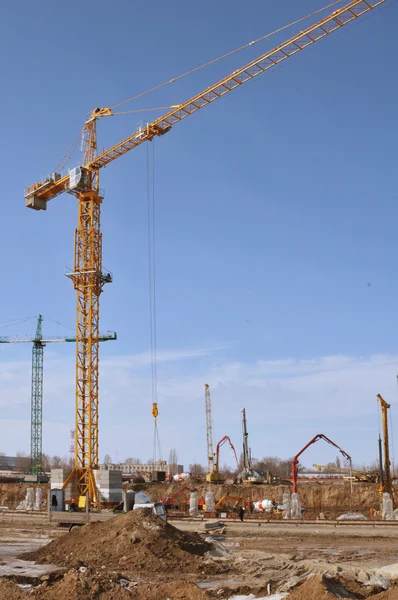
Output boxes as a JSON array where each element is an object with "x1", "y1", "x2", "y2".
[
  {"x1": 0, "y1": 509, "x2": 398, "y2": 596},
  {"x1": 1, "y1": 482, "x2": 398, "y2": 597}
]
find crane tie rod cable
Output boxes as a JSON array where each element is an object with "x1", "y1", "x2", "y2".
[
  {"x1": 52, "y1": 0, "x2": 345, "y2": 173},
  {"x1": 110, "y1": 0, "x2": 346, "y2": 111}
]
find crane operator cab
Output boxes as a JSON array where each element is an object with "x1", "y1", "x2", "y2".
[{"x1": 68, "y1": 166, "x2": 91, "y2": 194}]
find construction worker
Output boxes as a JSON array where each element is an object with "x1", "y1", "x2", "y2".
[
  {"x1": 70, "y1": 498, "x2": 78, "y2": 512},
  {"x1": 238, "y1": 506, "x2": 245, "y2": 522}
]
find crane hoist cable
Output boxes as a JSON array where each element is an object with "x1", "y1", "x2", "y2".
[
  {"x1": 146, "y1": 141, "x2": 162, "y2": 464},
  {"x1": 147, "y1": 142, "x2": 156, "y2": 409},
  {"x1": 52, "y1": 0, "x2": 346, "y2": 173},
  {"x1": 153, "y1": 418, "x2": 163, "y2": 465},
  {"x1": 111, "y1": 0, "x2": 346, "y2": 111}
]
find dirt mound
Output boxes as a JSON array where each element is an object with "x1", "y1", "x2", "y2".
[
  {"x1": 0, "y1": 571, "x2": 132, "y2": 600},
  {"x1": 289, "y1": 575, "x2": 350, "y2": 599},
  {"x1": 0, "y1": 578, "x2": 27, "y2": 600},
  {"x1": 0, "y1": 570, "x2": 213, "y2": 599},
  {"x1": 22, "y1": 509, "x2": 211, "y2": 576},
  {"x1": 372, "y1": 592, "x2": 398, "y2": 600},
  {"x1": 289, "y1": 574, "x2": 398, "y2": 599}
]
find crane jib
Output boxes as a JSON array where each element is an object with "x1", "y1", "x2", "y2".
[{"x1": 24, "y1": 0, "x2": 387, "y2": 209}]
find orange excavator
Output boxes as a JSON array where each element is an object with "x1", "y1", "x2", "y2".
[{"x1": 163, "y1": 485, "x2": 191, "y2": 509}]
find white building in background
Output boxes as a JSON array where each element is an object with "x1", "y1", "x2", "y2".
[{"x1": 99, "y1": 460, "x2": 184, "y2": 477}]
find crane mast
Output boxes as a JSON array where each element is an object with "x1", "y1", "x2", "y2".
[
  {"x1": 31, "y1": 315, "x2": 45, "y2": 478},
  {"x1": 25, "y1": 0, "x2": 387, "y2": 506},
  {"x1": 377, "y1": 394, "x2": 392, "y2": 498},
  {"x1": 59, "y1": 117, "x2": 114, "y2": 507}
]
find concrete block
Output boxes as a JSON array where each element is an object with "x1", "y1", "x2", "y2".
[
  {"x1": 94, "y1": 469, "x2": 122, "y2": 503},
  {"x1": 50, "y1": 469, "x2": 64, "y2": 489}
]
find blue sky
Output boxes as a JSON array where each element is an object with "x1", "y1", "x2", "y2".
[{"x1": 0, "y1": 0, "x2": 397, "y2": 470}]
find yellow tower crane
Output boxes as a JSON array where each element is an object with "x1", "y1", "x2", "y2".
[{"x1": 25, "y1": 0, "x2": 387, "y2": 507}]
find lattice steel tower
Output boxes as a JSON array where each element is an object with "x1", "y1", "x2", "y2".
[
  {"x1": 0, "y1": 317, "x2": 116, "y2": 481},
  {"x1": 30, "y1": 315, "x2": 45, "y2": 476}
]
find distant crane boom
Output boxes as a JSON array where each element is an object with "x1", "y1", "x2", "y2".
[
  {"x1": 215, "y1": 435, "x2": 239, "y2": 474},
  {"x1": 292, "y1": 434, "x2": 352, "y2": 493},
  {"x1": 313, "y1": 464, "x2": 379, "y2": 483},
  {"x1": 0, "y1": 333, "x2": 116, "y2": 344}
]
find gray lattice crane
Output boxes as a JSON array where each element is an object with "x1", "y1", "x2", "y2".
[
  {"x1": 239, "y1": 408, "x2": 263, "y2": 484},
  {"x1": 204, "y1": 384, "x2": 215, "y2": 482},
  {"x1": 0, "y1": 316, "x2": 116, "y2": 480}
]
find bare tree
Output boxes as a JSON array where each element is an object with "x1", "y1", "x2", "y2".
[
  {"x1": 16, "y1": 450, "x2": 29, "y2": 472},
  {"x1": 51, "y1": 455, "x2": 63, "y2": 469},
  {"x1": 125, "y1": 457, "x2": 141, "y2": 465},
  {"x1": 189, "y1": 463, "x2": 206, "y2": 477},
  {"x1": 219, "y1": 463, "x2": 237, "y2": 478},
  {"x1": 103, "y1": 454, "x2": 113, "y2": 465},
  {"x1": 41, "y1": 453, "x2": 52, "y2": 472},
  {"x1": 253, "y1": 456, "x2": 303, "y2": 478}
]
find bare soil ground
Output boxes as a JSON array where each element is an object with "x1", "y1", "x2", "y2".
[{"x1": 4, "y1": 488, "x2": 398, "y2": 598}]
